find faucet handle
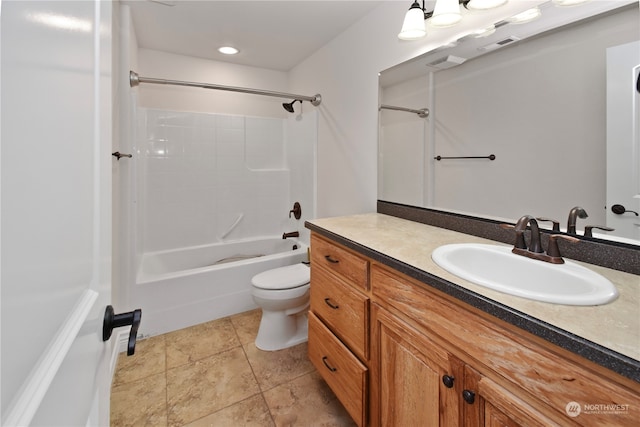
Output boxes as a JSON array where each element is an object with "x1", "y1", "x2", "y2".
[
  {"x1": 546, "y1": 234, "x2": 580, "y2": 264},
  {"x1": 289, "y1": 202, "x2": 302, "y2": 220},
  {"x1": 584, "y1": 225, "x2": 615, "y2": 237},
  {"x1": 500, "y1": 223, "x2": 526, "y2": 250},
  {"x1": 536, "y1": 217, "x2": 560, "y2": 232}
]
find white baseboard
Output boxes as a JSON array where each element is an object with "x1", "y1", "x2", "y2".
[{"x1": 109, "y1": 330, "x2": 130, "y2": 375}]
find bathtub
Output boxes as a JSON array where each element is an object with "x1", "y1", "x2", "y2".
[{"x1": 132, "y1": 237, "x2": 309, "y2": 337}]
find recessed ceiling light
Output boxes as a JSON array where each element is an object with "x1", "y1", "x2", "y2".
[{"x1": 218, "y1": 46, "x2": 239, "y2": 55}]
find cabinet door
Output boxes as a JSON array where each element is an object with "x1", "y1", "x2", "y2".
[
  {"x1": 371, "y1": 305, "x2": 461, "y2": 427},
  {"x1": 463, "y1": 366, "x2": 573, "y2": 427}
]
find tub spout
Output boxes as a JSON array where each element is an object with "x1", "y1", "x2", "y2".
[{"x1": 282, "y1": 231, "x2": 299, "y2": 239}]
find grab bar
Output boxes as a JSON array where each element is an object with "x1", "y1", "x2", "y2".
[
  {"x1": 434, "y1": 154, "x2": 496, "y2": 161},
  {"x1": 220, "y1": 213, "x2": 244, "y2": 240}
]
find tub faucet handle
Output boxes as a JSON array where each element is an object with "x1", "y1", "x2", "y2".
[{"x1": 289, "y1": 202, "x2": 302, "y2": 220}]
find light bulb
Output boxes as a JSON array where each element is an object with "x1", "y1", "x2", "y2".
[
  {"x1": 430, "y1": 0, "x2": 462, "y2": 28},
  {"x1": 398, "y1": 3, "x2": 427, "y2": 40}
]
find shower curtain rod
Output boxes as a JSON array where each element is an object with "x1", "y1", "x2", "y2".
[
  {"x1": 379, "y1": 104, "x2": 429, "y2": 118},
  {"x1": 129, "y1": 71, "x2": 322, "y2": 106}
]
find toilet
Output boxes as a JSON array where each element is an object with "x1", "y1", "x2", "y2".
[{"x1": 251, "y1": 263, "x2": 311, "y2": 351}]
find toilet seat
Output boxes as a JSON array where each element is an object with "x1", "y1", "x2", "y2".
[{"x1": 251, "y1": 263, "x2": 310, "y2": 290}]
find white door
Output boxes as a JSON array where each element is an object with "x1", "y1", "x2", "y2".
[
  {"x1": 2, "y1": 1, "x2": 117, "y2": 425},
  {"x1": 606, "y1": 40, "x2": 640, "y2": 241}
]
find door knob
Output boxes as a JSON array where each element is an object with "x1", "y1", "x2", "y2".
[
  {"x1": 103, "y1": 305, "x2": 142, "y2": 356},
  {"x1": 611, "y1": 204, "x2": 639, "y2": 216}
]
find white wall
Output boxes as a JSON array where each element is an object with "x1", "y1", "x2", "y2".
[
  {"x1": 288, "y1": 1, "x2": 546, "y2": 217},
  {"x1": 136, "y1": 49, "x2": 290, "y2": 118}
]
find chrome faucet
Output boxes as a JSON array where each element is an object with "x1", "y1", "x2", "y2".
[
  {"x1": 506, "y1": 215, "x2": 579, "y2": 264},
  {"x1": 567, "y1": 206, "x2": 588, "y2": 234}
]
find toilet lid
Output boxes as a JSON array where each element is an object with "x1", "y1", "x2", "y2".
[{"x1": 251, "y1": 263, "x2": 310, "y2": 290}]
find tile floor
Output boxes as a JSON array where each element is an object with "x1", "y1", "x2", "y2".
[{"x1": 110, "y1": 309, "x2": 356, "y2": 427}]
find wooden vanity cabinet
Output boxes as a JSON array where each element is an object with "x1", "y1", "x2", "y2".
[
  {"x1": 371, "y1": 262, "x2": 640, "y2": 427},
  {"x1": 308, "y1": 234, "x2": 370, "y2": 427},
  {"x1": 370, "y1": 304, "x2": 463, "y2": 426},
  {"x1": 308, "y1": 233, "x2": 639, "y2": 427}
]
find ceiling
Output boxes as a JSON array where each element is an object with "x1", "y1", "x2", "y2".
[{"x1": 125, "y1": 0, "x2": 384, "y2": 72}]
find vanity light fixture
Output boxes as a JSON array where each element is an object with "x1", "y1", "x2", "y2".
[{"x1": 398, "y1": 0, "x2": 508, "y2": 40}]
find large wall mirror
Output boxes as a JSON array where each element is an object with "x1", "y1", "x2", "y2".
[{"x1": 379, "y1": 0, "x2": 639, "y2": 247}]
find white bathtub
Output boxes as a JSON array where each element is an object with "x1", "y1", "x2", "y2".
[{"x1": 133, "y1": 237, "x2": 309, "y2": 337}]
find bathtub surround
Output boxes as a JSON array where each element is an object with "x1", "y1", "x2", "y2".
[
  {"x1": 126, "y1": 108, "x2": 316, "y2": 337},
  {"x1": 139, "y1": 109, "x2": 297, "y2": 251}
]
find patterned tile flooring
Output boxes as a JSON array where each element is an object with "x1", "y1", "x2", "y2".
[{"x1": 110, "y1": 309, "x2": 356, "y2": 426}]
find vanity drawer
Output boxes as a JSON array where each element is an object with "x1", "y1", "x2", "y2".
[
  {"x1": 311, "y1": 234, "x2": 369, "y2": 291},
  {"x1": 308, "y1": 312, "x2": 368, "y2": 427},
  {"x1": 311, "y1": 265, "x2": 369, "y2": 361}
]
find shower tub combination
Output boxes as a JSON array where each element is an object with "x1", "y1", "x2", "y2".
[{"x1": 133, "y1": 237, "x2": 308, "y2": 337}]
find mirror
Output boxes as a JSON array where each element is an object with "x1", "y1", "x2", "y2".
[{"x1": 379, "y1": 0, "x2": 639, "y2": 247}]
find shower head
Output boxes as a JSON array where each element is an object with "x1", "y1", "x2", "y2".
[{"x1": 282, "y1": 99, "x2": 302, "y2": 113}]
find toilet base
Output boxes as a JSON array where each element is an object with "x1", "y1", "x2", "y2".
[{"x1": 255, "y1": 305, "x2": 309, "y2": 351}]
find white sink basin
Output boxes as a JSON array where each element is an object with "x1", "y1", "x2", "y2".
[{"x1": 431, "y1": 243, "x2": 619, "y2": 306}]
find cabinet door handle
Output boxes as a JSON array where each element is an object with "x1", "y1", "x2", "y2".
[
  {"x1": 322, "y1": 356, "x2": 337, "y2": 372},
  {"x1": 324, "y1": 298, "x2": 340, "y2": 309},
  {"x1": 462, "y1": 390, "x2": 476, "y2": 404},
  {"x1": 442, "y1": 375, "x2": 455, "y2": 388},
  {"x1": 324, "y1": 255, "x2": 339, "y2": 263}
]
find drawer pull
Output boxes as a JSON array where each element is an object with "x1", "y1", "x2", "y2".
[
  {"x1": 322, "y1": 356, "x2": 337, "y2": 372},
  {"x1": 324, "y1": 255, "x2": 340, "y2": 264},
  {"x1": 324, "y1": 298, "x2": 340, "y2": 309}
]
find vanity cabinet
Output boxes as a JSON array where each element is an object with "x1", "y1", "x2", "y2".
[
  {"x1": 371, "y1": 304, "x2": 463, "y2": 426},
  {"x1": 371, "y1": 262, "x2": 640, "y2": 427},
  {"x1": 308, "y1": 234, "x2": 370, "y2": 427},
  {"x1": 308, "y1": 232, "x2": 639, "y2": 426}
]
